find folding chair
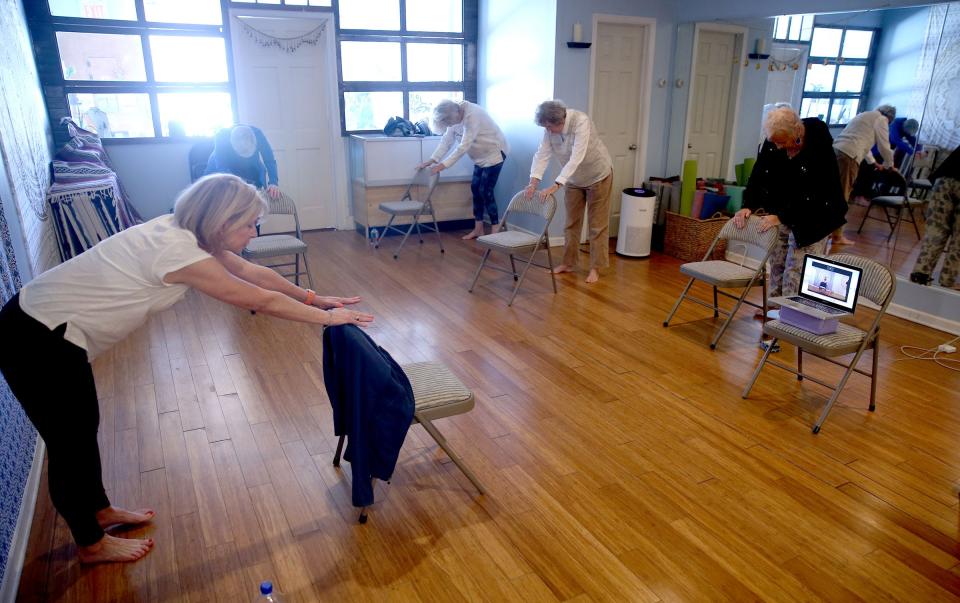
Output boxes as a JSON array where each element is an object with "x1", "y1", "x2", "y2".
[
  {"x1": 742, "y1": 253, "x2": 895, "y2": 434},
  {"x1": 468, "y1": 191, "x2": 557, "y2": 306},
  {"x1": 333, "y1": 361, "x2": 485, "y2": 523},
  {"x1": 188, "y1": 140, "x2": 215, "y2": 183},
  {"x1": 662, "y1": 216, "x2": 779, "y2": 350},
  {"x1": 856, "y1": 168, "x2": 924, "y2": 245},
  {"x1": 242, "y1": 191, "x2": 314, "y2": 288},
  {"x1": 374, "y1": 167, "x2": 444, "y2": 259}
]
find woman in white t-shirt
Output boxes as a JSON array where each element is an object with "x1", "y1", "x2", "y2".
[{"x1": 0, "y1": 174, "x2": 371, "y2": 564}]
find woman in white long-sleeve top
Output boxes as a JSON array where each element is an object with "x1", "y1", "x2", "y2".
[
  {"x1": 524, "y1": 100, "x2": 613, "y2": 283},
  {"x1": 418, "y1": 99, "x2": 509, "y2": 240}
]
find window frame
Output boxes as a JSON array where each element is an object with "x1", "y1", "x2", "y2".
[
  {"x1": 335, "y1": 0, "x2": 478, "y2": 135},
  {"x1": 29, "y1": 0, "x2": 236, "y2": 144},
  {"x1": 800, "y1": 25, "x2": 878, "y2": 127},
  {"x1": 772, "y1": 14, "x2": 814, "y2": 43}
]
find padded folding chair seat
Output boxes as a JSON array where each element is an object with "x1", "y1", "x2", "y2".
[
  {"x1": 909, "y1": 178, "x2": 931, "y2": 189},
  {"x1": 333, "y1": 360, "x2": 485, "y2": 523},
  {"x1": 379, "y1": 200, "x2": 424, "y2": 215},
  {"x1": 680, "y1": 260, "x2": 759, "y2": 287},
  {"x1": 663, "y1": 216, "x2": 779, "y2": 350},
  {"x1": 476, "y1": 230, "x2": 541, "y2": 249},
  {"x1": 243, "y1": 234, "x2": 308, "y2": 258},
  {"x1": 762, "y1": 320, "x2": 866, "y2": 357}
]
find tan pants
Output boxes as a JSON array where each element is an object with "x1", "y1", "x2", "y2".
[
  {"x1": 835, "y1": 149, "x2": 859, "y2": 203},
  {"x1": 562, "y1": 171, "x2": 613, "y2": 270}
]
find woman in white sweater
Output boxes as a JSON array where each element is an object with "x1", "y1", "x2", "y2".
[
  {"x1": 419, "y1": 99, "x2": 509, "y2": 239},
  {"x1": 0, "y1": 174, "x2": 371, "y2": 563}
]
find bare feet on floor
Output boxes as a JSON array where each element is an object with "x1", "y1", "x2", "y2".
[
  {"x1": 78, "y1": 533, "x2": 154, "y2": 564},
  {"x1": 831, "y1": 236, "x2": 854, "y2": 246},
  {"x1": 552, "y1": 264, "x2": 574, "y2": 274},
  {"x1": 491, "y1": 223, "x2": 502, "y2": 233},
  {"x1": 96, "y1": 506, "x2": 156, "y2": 529},
  {"x1": 585, "y1": 269, "x2": 600, "y2": 283},
  {"x1": 461, "y1": 228, "x2": 484, "y2": 240}
]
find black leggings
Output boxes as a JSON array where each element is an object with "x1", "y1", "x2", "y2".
[{"x1": 0, "y1": 294, "x2": 109, "y2": 547}]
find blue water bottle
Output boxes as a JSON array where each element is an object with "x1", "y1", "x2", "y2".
[
  {"x1": 370, "y1": 228, "x2": 379, "y2": 247},
  {"x1": 258, "y1": 581, "x2": 285, "y2": 602}
]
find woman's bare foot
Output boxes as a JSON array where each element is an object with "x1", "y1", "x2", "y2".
[
  {"x1": 462, "y1": 228, "x2": 484, "y2": 240},
  {"x1": 552, "y1": 264, "x2": 574, "y2": 274},
  {"x1": 491, "y1": 223, "x2": 502, "y2": 234},
  {"x1": 96, "y1": 506, "x2": 155, "y2": 529},
  {"x1": 831, "y1": 235, "x2": 854, "y2": 246},
  {"x1": 78, "y1": 534, "x2": 154, "y2": 564},
  {"x1": 585, "y1": 269, "x2": 600, "y2": 283}
]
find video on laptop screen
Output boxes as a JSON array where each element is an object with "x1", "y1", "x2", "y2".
[{"x1": 800, "y1": 256, "x2": 861, "y2": 310}]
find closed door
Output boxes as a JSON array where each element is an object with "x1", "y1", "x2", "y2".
[
  {"x1": 231, "y1": 14, "x2": 337, "y2": 230},
  {"x1": 763, "y1": 44, "x2": 808, "y2": 109},
  {"x1": 591, "y1": 22, "x2": 648, "y2": 235},
  {"x1": 687, "y1": 30, "x2": 737, "y2": 179}
]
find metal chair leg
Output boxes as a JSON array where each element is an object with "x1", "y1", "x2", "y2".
[
  {"x1": 507, "y1": 245, "x2": 541, "y2": 306},
  {"x1": 742, "y1": 337, "x2": 777, "y2": 398},
  {"x1": 546, "y1": 242, "x2": 557, "y2": 293},
  {"x1": 294, "y1": 255, "x2": 300, "y2": 286},
  {"x1": 394, "y1": 219, "x2": 416, "y2": 259},
  {"x1": 664, "y1": 278, "x2": 696, "y2": 327},
  {"x1": 376, "y1": 217, "x2": 394, "y2": 249},
  {"x1": 713, "y1": 286, "x2": 719, "y2": 318},
  {"x1": 869, "y1": 334, "x2": 879, "y2": 411},
  {"x1": 509, "y1": 254, "x2": 518, "y2": 280},
  {"x1": 797, "y1": 348, "x2": 803, "y2": 381},
  {"x1": 333, "y1": 434, "x2": 345, "y2": 466},
  {"x1": 856, "y1": 202, "x2": 874, "y2": 234},
  {"x1": 418, "y1": 418, "x2": 486, "y2": 495},
  {"x1": 812, "y1": 345, "x2": 870, "y2": 433},
  {"x1": 886, "y1": 205, "x2": 905, "y2": 243},
  {"x1": 908, "y1": 206, "x2": 921, "y2": 239},
  {"x1": 300, "y1": 252, "x2": 315, "y2": 289},
  {"x1": 468, "y1": 248, "x2": 492, "y2": 293},
  {"x1": 428, "y1": 204, "x2": 445, "y2": 253}
]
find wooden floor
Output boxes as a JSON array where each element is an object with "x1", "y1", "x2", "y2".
[{"x1": 16, "y1": 226, "x2": 960, "y2": 602}]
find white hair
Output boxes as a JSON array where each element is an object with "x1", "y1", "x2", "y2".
[
  {"x1": 535, "y1": 100, "x2": 567, "y2": 126},
  {"x1": 173, "y1": 174, "x2": 267, "y2": 252},
  {"x1": 763, "y1": 106, "x2": 804, "y2": 141},
  {"x1": 432, "y1": 100, "x2": 463, "y2": 131}
]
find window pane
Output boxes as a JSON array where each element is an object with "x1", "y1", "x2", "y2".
[
  {"x1": 49, "y1": 0, "x2": 136, "y2": 20},
  {"x1": 774, "y1": 16, "x2": 788, "y2": 40},
  {"x1": 157, "y1": 92, "x2": 233, "y2": 137},
  {"x1": 338, "y1": 0, "x2": 400, "y2": 30},
  {"x1": 810, "y1": 28, "x2": 842, "y2": 57},
  {"x1": 829, "y1": 98, "x2": 859, "y2": 125},
  {"x1": 406, "y1": 44, "x2": 463, "y2": 82},
  {"x1": 800, "y1": 97, "x2": 829, "y2": 121},
  {"x1": 799, "y1": 15, "x2": 814, "y2": 41},
  {"x1": 407, "y1": 0, "x2": 462, "y2": 33},
  {"x1": 67, "y1": 93, "x2": 153, "y2": 138},
  {"x1": 788, "y1": 16, "x2": 802, "y2": 41},
  {"x1": 803, "y1": 64, "x2": 836, "y2": 92},
  {"x1": 409, "y1": 90, "x2": 464, "y2": 126},
  {"x1": 150, "y1": 36, "x2": 228, "y2": 82},
  {"x1": 343, "y1": 91, "x2": 402, "y2": 131},
  {"x1": 835, "y1": 65, "x2": 866, "y2": 93},
  {"x1": 841, "y1": 30, "x2": 873, "y2": 59},
  {"x1": 143, "y1": 0, "x2": 221, "y2": 25},
  {"x1": 310, "y1": 0, "x2": 332, "y2": 4},
  {"x1": 341, "y1": 41, "x2": 401, "y2": 81},
  {"x1": 56, "y1": 32, "x2": 146, "y2": 81}
]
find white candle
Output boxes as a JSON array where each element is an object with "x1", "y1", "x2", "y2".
[
  {"x1": 757, "y1": 38, "x2": 765, "y2": 54},
  {"x1": 573, "y1": 22, "x2": 583, "y2": 43}
]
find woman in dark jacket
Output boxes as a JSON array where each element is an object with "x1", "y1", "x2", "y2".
[{"x1": 733, "y1": 106, "x2": 847, "y2": 299}]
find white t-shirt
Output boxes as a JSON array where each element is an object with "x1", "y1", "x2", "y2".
[
  {"x1": 833, "y1": 110, "x2": 894, "y2": 167},
  {"x1": 19, "y1": 214, "x2": 212, "y2": 359},
  {"x1": 430, "y1": 101, "x2": 509, "y2": 168},
  {"x1": 530, "y1": 109, "x2": 613, "y2": 188}
]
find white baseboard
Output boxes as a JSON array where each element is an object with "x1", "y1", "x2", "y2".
[
  {"x1": 0, "y1": 438, "x2": 43, "y2": 603},
  {"x1": 886, "y1": 303, "x2": 960, "y2": 335}
]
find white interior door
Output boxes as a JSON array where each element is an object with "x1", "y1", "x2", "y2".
[
  {"x1": 230, "y1": 13, "x2": 337, "y2": 231},
  {"x1": 591, "y1": 21, "x2": 648, "y2": 235},
  {"x1": 686, "y1": 30, "x2": 737, "y2": 179},
  {"x1": 763, "y1": 44, "x2": 808, "y2": 109}
]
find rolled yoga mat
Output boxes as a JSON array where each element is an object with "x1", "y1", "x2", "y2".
[
  {"x1": 742, "y1": 157, "x2": 757, "y2": 185},
  {"x1": 725, "y1": 185, "x2": 745, "y2": 213},
  {"x1": 680, "y1": 159, "x2": 697, "y2": 216},
  {"x1": 691, "y1": 189, "x2": 705, "y2": 221},
  {"x1": 735, "y1": 163, "x2": 744, "y2": 186}
]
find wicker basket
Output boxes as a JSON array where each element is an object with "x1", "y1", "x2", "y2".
[{"x1": 663, "y1": 211, "x2": 728, "y2": 262}]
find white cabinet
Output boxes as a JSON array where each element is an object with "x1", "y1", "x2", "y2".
[{"x1": 349, "y1": 135, "x2": 474, "y2": 235}]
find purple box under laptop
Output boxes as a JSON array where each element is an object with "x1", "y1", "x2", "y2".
[{"x1": 779, "y1": 306, "x2": 839, "y2": 335}]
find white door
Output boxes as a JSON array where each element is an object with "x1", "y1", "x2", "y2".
[
  {"x1": 591, "y1": 21, "x2": 649, "y2": 235},
  {"x1": 763, "y1": 44, "x2": 808, "y2": 109},
  {"x1": 686, "y1": 30, "x2": 737, "y2": 179},
  {"x1": 230, "y1": 14, "x2": 337, "y2": 231}
]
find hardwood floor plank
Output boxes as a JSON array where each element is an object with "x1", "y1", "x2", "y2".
[{"x1": 183, "y1": 428, "x2": 233, "y2": 547}]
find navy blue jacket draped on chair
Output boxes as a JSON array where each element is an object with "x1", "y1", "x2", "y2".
[{"x1": 322, "y1": 324, "x2": 414, "y2": 507}]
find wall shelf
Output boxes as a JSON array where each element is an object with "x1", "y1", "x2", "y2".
[{"x1": 567, "y1": 41, "x2": 591, "y2": 49}]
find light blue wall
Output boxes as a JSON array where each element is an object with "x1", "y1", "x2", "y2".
[
  {"x1": 868, "y1": 7, "x2": 931, "y2": 113},
  {"x1": 672, "y1": 0, "x2": 950, "y2": 22},
  {"x1": 479, "y1": 0, "x2": 557, "y2": 233}
]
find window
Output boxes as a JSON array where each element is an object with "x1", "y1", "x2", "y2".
[
  {"x1": 772, "y1": 14, "x2": 814, "y2": 43},
  {"x1": 38, "y1": 0, "x2": 233, "y2": 139},
  {"x1": 799, "y1": 26, "x2": 876, "y2": 126},
  {"x1": 337, "y1": 0, "x2": 477, "y2": 134}
]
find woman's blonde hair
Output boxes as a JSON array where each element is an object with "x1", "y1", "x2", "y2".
[
  {"x1": 432, "y1": 99, "x2": 463, "y2": 131},
  {"x1": 764, "y1": 106, "x2": 804, "y2": 142},
  {"x1": 535, "y1": 100, "x2": 567, "y2": 127},
  {"x1": 173, "y1": 174, "x2": 267, "y2": 252}
]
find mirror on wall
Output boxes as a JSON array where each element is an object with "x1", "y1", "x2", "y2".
[{"x1": 679, "y1": 3, "x2": 958, "y2": 293}]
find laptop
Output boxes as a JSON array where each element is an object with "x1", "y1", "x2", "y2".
[{"x1": 770, "y1": 254, "x2": 863, "y2": 319}]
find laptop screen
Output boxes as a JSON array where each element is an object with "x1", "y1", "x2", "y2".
[{"x1": 798, "y1": 255, "x2": 863, "y2": 312}]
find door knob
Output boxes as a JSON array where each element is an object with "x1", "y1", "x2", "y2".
[{"x1": 628, "y1": 144, "x2": 637, "y2": 150}]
